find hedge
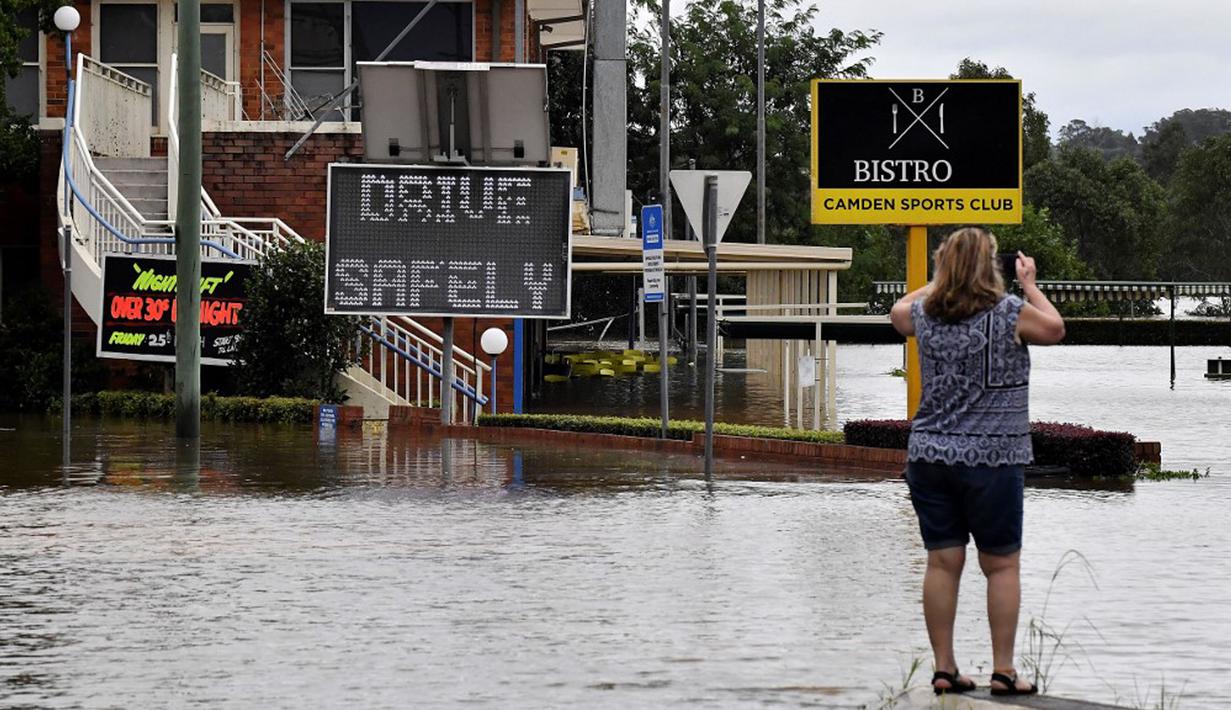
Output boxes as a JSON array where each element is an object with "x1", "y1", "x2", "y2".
[
  {"x1": 478, "y1": 413, "x2": 844, "y2": 444},
  {"x1": 66, "y1": 391, "x2": 319, "y2": 424},
  {"x1": 844, "y1": 419, "x2": 1138, "y2": 477}
]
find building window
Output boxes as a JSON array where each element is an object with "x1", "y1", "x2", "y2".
[
  {"x1": 99, "y1": 3, "x2": 160, "y2": 123},
  {"x1": 287, "y1": 0, "x2": 473, "y2": 121},
  {"x1": 3, "y1": 7, "x2": 40, "y2": 118}
]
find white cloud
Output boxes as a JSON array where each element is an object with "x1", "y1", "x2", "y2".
[{"x1": 812, "y1": 0, "x2": 1231, "y2": 135}]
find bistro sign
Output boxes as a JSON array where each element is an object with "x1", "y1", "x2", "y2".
[{"x1": 811, "y1": 79, "x2": 1022, "y2": 224}]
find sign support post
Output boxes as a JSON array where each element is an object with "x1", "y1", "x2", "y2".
[
  {"x1": 175, "y1": 0, "x2": 202, "y2": 438},
  {"x1": 905, "y1": 225, "x2": 928, "y2": 417},
  {"x1": 702, "y1": 175, "x2": 718, "y2": 481},
  {"x1": 441, "y1": 317, "x2": 454, "y2": 424}
]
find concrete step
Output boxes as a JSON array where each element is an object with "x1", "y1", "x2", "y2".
[
  {"x1": 110, "y1": 183, "x2": 168, "y2": 201},
  {"x1": 125, "y1": 197, "x2": 169, "y2": 220},
  {"x1": 94, "y1": 156, "x2": 167, "y2": 172}
]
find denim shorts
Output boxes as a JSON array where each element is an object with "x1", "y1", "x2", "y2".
[{"x1": 904, "y1": 460, "x2": 1025, "y2": 555}]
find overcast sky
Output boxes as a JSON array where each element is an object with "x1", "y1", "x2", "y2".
[{"x1": 813, "y1": 0, "x2": 1231, "y2": 137}]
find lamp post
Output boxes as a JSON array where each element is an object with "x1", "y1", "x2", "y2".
[
  {"x1": 55, "y1": 5, "x2": 80, "y2": 469},
  {"x1": 480, "y1": 327, "x2": 509, "y2": 415}
]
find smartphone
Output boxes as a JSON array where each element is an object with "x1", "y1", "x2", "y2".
[{"x1": 997, "y1": 252, "x2": 1018, "y2": 281}]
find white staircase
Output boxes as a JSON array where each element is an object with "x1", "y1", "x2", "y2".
[{"x1": 58, "y1": 54, "x2": 489, "y2": 420}]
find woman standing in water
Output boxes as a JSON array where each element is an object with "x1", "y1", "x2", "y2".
[{"x1": 889, "y1": 227, "x2": 1066, "y2": 696}]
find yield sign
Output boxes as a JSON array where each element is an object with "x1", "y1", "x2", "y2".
[{"x1": 669, "y1": 170, "x2": 751, "y2": 243}]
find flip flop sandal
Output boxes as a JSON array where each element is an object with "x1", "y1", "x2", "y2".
[
  {"x1": 990, "y1": 671, "x2": 1039, "y2": 696},
  {"x1": 931, "y1": 670, "x2": 976, "y2": 695}
]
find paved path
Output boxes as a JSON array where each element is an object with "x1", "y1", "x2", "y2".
[{"x1": 895, "y1": 687, "x2": 1128, "y2": 709}]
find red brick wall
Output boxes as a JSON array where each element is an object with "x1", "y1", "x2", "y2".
[
  {"x1": 474, "y1": 0, "x2": 536, "y2": 63},
  {"x1": 46, "y1": 16, "x2": 93, "y2": 119},
  {"x1": 238, "y1": 0, "x2": 285, "y2": 120},
  {"x1": 202, "y1": 129, "x2": 362, "y2": 239}
]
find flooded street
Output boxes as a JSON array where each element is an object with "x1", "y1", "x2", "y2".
[{"x1": 2, "y1": 345, "x2": 1229, "y2": 708}]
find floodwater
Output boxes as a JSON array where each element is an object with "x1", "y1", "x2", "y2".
[{"x1": 2, "y1": 345, "x2": 1229, "y2": 708}]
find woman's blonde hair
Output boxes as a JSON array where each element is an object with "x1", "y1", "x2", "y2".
[{"x1": 923, "y1": 227, "x2": 1006, "y2": 322}]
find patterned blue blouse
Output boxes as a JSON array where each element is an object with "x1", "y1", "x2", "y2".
[{"x1": 908, "y1": 294, "x2": 1033, "y2": 466}]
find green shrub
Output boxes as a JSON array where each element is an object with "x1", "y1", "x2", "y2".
[
  {"x1": 69, "y1": 390, "x2": 316, "y2": 423},
  {"x1": 0, "y1": 288, "x2": 105, "y2": 412},
  {"x1": 232, "y1": 241, "x2": 357, "y2": 401},
  {"x1": 478, "y1": 413, "x2": 844, "y2": 444},
  {"x1": 844, "y1": 419, "x2": 1140, "y2": 477}
]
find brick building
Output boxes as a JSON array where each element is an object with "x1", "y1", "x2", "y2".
[{"x1": 3, "y1": 0, "x2": 585, "y2": 413}]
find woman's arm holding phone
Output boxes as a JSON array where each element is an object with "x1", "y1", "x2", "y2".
[{"x1": 1014, "y1": 251, "x2": 1066, "y2": 344}]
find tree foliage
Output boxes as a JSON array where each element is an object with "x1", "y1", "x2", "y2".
[
  {"x1": 233, "y1": 242, "x2": 357, "y2": 401},
  {"x1": 991, "y1": 204, "x2": 1091, "y2": 281},
  {"x1": 1164, "y1": 134, "x2": 1231, "y2": 281},
  {"x1": 1057, "y1": 119, "x2": 1139, "y2": 162},
  {"x1": 626, "y1": 0, "x2": 880, "y2": 244},
  {"x1": 1024, "y1": 145, "x2": 1165, "y2": 280},
  {"x1": 950, "y1": 58, "x2": 1051, "y2": 170}
]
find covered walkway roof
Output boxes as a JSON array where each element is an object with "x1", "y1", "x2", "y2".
[
  {"x1": 571, "y1": 236, "x2": 852, "y2": 273},
  {"x1": 875, "y1": 280, "x2": 1231, "y2": 302}
]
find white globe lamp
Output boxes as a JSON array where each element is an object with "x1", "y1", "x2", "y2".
[
  {"x1": 480, "y1": 327, "x2": 508, "y2": 415},
  {"x1": 54, "y1": 5, "x2": 81, "y2": 32}
]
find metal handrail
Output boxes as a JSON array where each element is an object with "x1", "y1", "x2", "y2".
[
  {"x1": 62, "y1": 79, "x2": 240, "y2": 258},
  {"x1": 67, "y1": 52, "x2": 490, "y2": 418}
]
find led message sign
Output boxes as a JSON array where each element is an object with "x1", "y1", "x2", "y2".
[{"x1": 325, "y1": 163, "x2": 572, "y2": 318}]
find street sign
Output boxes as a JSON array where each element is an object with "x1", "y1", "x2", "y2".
[
  {"x1": 97, "y1": 254, "x2": 252, "y2": 365},
  {"x1": 325, "y1": 163, "x2": 573, "y2": 318},
  {"x1": 811, "y1": 79, "x2": 1022, "y2": 225},
  {"x1": 641, "y1": 204, "x2": 665, "y2": 303},
  {"x1": 669, "y1": 170, "x2": 752, "y2": 243}
]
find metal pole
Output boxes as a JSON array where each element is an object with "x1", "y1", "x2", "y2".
[
  {"x1": 490, "y1": 357, "x2": 498, "y2": 414},
  {"x1": 441, "y1": 317, "x2": 454, "y2": 424},
  {"x1": 755, "y1": 0, "x2": 765, "y2": 245},
  {"x1": 514, "y1": 0, "x2": 525, "y2": 63},
  {"x1": 703, "y1": 175, "x2": 718, "y2": 481},
  {"x1": 659, "y1": 294, "x2": 670, "y2": 438},
  {"x1": 685, "y1": 157, "x2": 697, "y2": 364},
  {"x1": 176, "y1": 0, "x2": 202, "y2": 438},
  {"x1": 1170, "y1": 284, "x2": 1176, "y2": 389},
  {"x1": 659, "y1": 0, "x2": 671, "y2": 242},
  {"x1": 62, "y1": 32, "x2": 73, "y2": 465}
]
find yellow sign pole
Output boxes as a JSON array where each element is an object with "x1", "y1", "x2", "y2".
[{"x1": 906, "y1": 225, "x2": 927, "y2": 418}]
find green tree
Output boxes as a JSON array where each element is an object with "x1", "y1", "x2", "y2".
[
  {"x1": 991, "y1": 204, "x2": 1091, "y2": 281},
  {"x1": 233, "y1": 242, "x2": 358, "y2": 400},
  {"x1": 1144, "y1": 108, "x2": 1231, "y2": 146},
  {"x1": 626, "y1": 0, "x2": 880, "y2": 244},
  {"x1": 1057, "y1": 119, "x2": 1139, "y2": 162},
  {"x1": 1140, "y1": 120, "x2": 1188, "y2": 185},
  {"x1": 1024, "y1": 144, "x2": 1166, "y2": 279},
  {"x1": 950, "y1": 58, "x2": 1050, "y2": 170},
  {"x1": 1, "y1": 0, "x2": 60, "y2": 183},
  {"x1": 1164, "y1": 134, "x2": 1231, "y2": 281}
]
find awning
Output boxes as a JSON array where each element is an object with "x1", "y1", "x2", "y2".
[{"x1": 873, "y1": 281, "x2": 1231, "y2": 303}]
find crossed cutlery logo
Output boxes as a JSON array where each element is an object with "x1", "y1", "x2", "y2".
[{"x1": 889, "y1": 87, "x2": 949, "y2": 150}]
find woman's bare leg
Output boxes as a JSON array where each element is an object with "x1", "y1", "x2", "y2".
[
  {"x1": 923, "y1": 546, "x2": 968, "y2": 688},
  {"x1": 979, "y1": 549, "x2": 1033, "y2": 691}
]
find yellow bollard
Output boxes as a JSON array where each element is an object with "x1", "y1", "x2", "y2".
[{"x1": 906, "y1": 225, "x2": 928, "y2": 419}]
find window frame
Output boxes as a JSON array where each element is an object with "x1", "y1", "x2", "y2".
[
  {"x1": 92, "y1": 0, "x2": 164, "y2": 127},
  {"x1": 284, "y1": 0, "x2": 475, "y2": 122},
  {"x1": 5, "y1": 6, "x2": 45, "y2": 119}
]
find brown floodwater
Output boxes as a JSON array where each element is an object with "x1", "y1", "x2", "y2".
[{"x1": 1, "y1": 344, "x2": 1228, "y2": 708}]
